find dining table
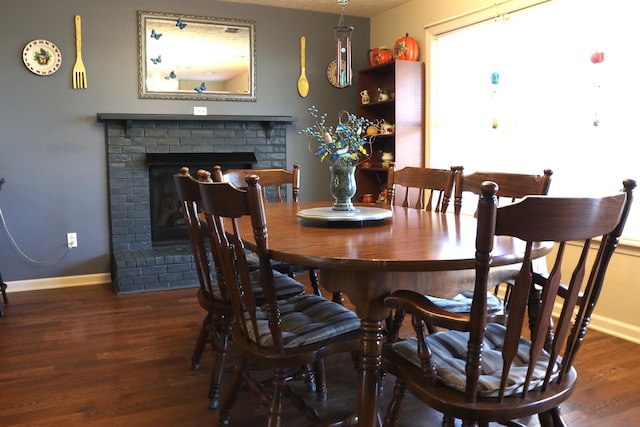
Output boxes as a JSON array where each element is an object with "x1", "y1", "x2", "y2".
[{"x1": 234, "y1": 201, "x2": 552, "y2": 427}]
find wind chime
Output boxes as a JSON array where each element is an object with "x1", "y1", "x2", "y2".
[
  {"x1": 334, "y1": 0, "x2": 353, "y2": 87},
  {"x1": 489, "y1": 12, "x2": 504, "y2": 130}
]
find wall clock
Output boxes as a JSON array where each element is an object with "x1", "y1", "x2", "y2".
[
  {"x1": 23, "y1": 39, "x2": 62, "y2": 76},
  {"x1": 326, "y1": 59, "x2": 348, "y2": 88}
]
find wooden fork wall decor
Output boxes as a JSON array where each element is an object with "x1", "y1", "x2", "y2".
[{"x1": 72, "y1": 15, "x2": 87, "y2": 89}]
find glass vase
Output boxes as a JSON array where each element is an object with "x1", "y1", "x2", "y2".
[{"x1": 329, "y1": 164, "x2": 357, "y2": 211}]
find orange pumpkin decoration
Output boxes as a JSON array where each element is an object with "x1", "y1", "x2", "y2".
[
  {"x1": 394, "y1": 33, "x2": 419, "y2": 61},
  {"x1": 368, "y1": 47, "x2": 393, "y2": 66}
]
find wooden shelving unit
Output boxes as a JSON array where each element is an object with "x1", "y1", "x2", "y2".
[{"x1": 356, "y1": 60, "x2": 425, "y2": 202}]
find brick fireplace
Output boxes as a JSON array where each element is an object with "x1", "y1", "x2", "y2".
[{"x1": 98, "y1": 113, "x2": 295, "y2": 293}]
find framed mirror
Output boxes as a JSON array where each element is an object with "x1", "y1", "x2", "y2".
[{"x1": 138, "y1": 10, "x2": 256, "y2": 101}]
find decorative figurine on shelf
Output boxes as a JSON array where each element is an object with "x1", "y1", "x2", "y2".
[
  {"x1": 377, "y1": 87, "x2": 389, "y2": 102},
  {"x1": 381, "y1": 152, "x2": 394, "y2": 168},
  {"x1": 380, "y1": 121, "x2": 394, "y2": 134},
  {"x1": 361, "y1": 193, "x2": 374, "y2": 203},
  {"x1": 360, "y1": 89, "x2": 370, "y2": 104},
  {"x1": 376, "y1": 189, "x2": 388, "y2": 204}
]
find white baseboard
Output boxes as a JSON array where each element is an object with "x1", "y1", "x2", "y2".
[
  {"x1": 552, "y1": 302, "x2": 640, "y2": 345},
  {"x1": 4, "y1": 273, "x2": 111, "y2": 293},
  {"x1": 587, "y1": 313, "x2": 640, "y2": 345}
]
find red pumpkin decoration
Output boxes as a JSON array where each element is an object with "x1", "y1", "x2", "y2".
[
  {"x1": 394, "y1": 33, "x2": 419, "y2": 61},
  {"x1": 591, "y1": 51, "x2": 605, "y2": 64}
]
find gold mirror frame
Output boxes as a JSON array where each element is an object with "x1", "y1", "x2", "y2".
[{"x1": 138, "y1": 10, "x2": 256, "y2": 101}]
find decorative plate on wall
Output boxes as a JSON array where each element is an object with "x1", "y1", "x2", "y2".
[
  {"x1": 22, "y1": 39, "x2": 62, "y2": 76},
  {"x1": 326, "y1": 59, "x2": 348, "y2": 88}
]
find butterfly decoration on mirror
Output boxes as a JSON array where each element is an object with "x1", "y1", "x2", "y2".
[
  {"x1": 194, "y1": 83, "x2": 206, "y2": 93},
  {"x1": 150, "y1": 29, "x2": 162, "y2": 40},
  {"x1": 176, "y1": 18, "x2": 187, "y2": 29},
  {"x1": 150, "y1": 55, "x2": 162, "y2": 65},
  {"x1": 165, "y1": 71, "x2": 176, "y2": 80}
]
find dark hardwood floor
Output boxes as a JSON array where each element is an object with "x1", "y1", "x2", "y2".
[{"x1": 1, "y1": 281, "x2": 639, "y2": 426}]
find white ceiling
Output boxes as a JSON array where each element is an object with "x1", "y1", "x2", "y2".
[{"x1": 222, "y1": 0, "x2": 412, "y2": 18}]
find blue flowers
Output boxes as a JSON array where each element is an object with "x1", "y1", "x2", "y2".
[{"x1": 299, "y1": 106, "x2": 373, "y2": 166}]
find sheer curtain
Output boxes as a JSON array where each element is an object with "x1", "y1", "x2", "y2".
[{"x1": 429, "y1": 0, "x2": 639, "y2": 240}]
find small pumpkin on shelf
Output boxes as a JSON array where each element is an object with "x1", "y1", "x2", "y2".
[{"x1": 394, "y1": 33, "x2": 419, "y2": 61}]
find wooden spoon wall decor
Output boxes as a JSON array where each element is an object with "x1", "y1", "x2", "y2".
[{"x1": 297, "y1": 36, "x2": 309, "y2": 97}]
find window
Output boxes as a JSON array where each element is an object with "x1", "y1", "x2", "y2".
[{"x1": 429, "y1": 0, "x2": 640, "y2": 241}]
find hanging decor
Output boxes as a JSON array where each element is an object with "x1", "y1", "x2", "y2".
[
  {"x1": 333, "y1": 0, "x2": 353, "y2": 87},
  {"x1": 591, "y1": 51, "x2": 605, "y2": 126},
  {"x1": 491, "y1": 72, "x2": 500, "y2": 129},
  {"x1": 488, "y1": 15, "x2": 505, "y2": 130}
]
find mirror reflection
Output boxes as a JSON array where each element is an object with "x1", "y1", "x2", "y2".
[{"x1": 138, "y1": 11, "x2": 256, "y2": 101}]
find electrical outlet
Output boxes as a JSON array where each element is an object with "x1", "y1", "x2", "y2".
[
  {"x1": 193, "y1": 106, "x2": 207, "y2": 115},
  {"x1": 67, "y1": 232, "x2": 78, "y2": 248}
]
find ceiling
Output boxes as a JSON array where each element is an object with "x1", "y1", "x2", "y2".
[{"x1": 221, "y1": 0, "x2": 412, "y2": 18}]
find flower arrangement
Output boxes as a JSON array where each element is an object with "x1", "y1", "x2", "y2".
[{"x1": 299, "y1": 106, "x2": 374, "y2": 166}]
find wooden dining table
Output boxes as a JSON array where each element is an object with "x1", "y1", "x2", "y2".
[{"x1": 235, "y1": 201, "x2": 552, "y2": 427}]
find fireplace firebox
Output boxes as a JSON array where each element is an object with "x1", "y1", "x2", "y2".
[{"x1": 146, "y1": 152, "x2": 256, "y2": 245}]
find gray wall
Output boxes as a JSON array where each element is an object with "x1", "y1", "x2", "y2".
[{"x1": 0, "y1": 0, "x2": 369, "y2": 281}]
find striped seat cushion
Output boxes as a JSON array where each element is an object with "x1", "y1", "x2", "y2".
[
  {"x1": 389, "y1": 323, "x2": 559, "y2": 397},
  {"x1": 245, "y1": 250, "x2": 292, "y2": 271},
  {"x1": 209, "y1": 269, "x2": 304, "y2": 301},
  {"x1": 245, "y1": 294, "x2": 361, "y2": 348},
  {"x1": 427, "y1": 291, "x2": 504, "y2": 315}
]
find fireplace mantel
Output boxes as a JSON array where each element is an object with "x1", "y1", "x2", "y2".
[{"x1": 97, "y1": 113, "x2": 297, "y2": 137}]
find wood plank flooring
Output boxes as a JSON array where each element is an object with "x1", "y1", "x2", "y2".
[{"x1": 1, "y1": 282, "x2": 639, "y2": 426}]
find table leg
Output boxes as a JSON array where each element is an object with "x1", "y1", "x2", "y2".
[
  {"x1": 320, "y1": 269, "x2": 390, "y2": 427},
  {"x1": 358, "y1": 318, "x2": 383, "y2": 427}
]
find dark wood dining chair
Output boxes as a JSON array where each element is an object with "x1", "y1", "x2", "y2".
[
  {"x1": 212, "y1": 164, "x2": 341, "y2": 304},
  {"x1": 382, "y1": 178, "x2": 635, "y2": 427},
  {"x1": 198, "y1": 174, "x2": 361, "y2": 427},
  {"x1": 173, "y1": 167, "x2": 305, "y2": 410},
  {"x1": 214, "y1": 164, "x2": 300, "y2": 204},
  {"x1": 452, "y1": 166, "x2": 553, "y2": 216},
  {"x1": 386, "y1": 165, "x2": 456, "y2": 212},
  {"x1": 427, "y1": 167, "x2": 554, "y2": 321},
  {"x1": 383, "y1": 165, "x2": 456, "y2": 337}
]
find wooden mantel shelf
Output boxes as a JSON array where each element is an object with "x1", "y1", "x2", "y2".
[
  {"x1": 96, "y1": 113, "x2": 297, "y2": 137},
  {"x1": 96, "y1": 113, "x2": 297, "y2": 123}
]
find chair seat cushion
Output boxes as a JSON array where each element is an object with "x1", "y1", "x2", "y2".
[
  {"x1": 389, "y1": 323, "x2": 559, "y2": 397},
  {"x1": 209, "y1": 269, "x2": 304, "y2": 301},
  {"x1": 427, "y1": 291, "x2": 504, "y2": 315},
  {"x1": 245, "y1": 250, "x2": 297, "y2": 271},
  {"x1": 246, "y1": 294, "x2": 360, "y2": 348}
]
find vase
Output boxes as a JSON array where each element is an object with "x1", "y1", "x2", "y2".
[{"x1": 329, "y1": 164, "x2": 357, "y2": 211}]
